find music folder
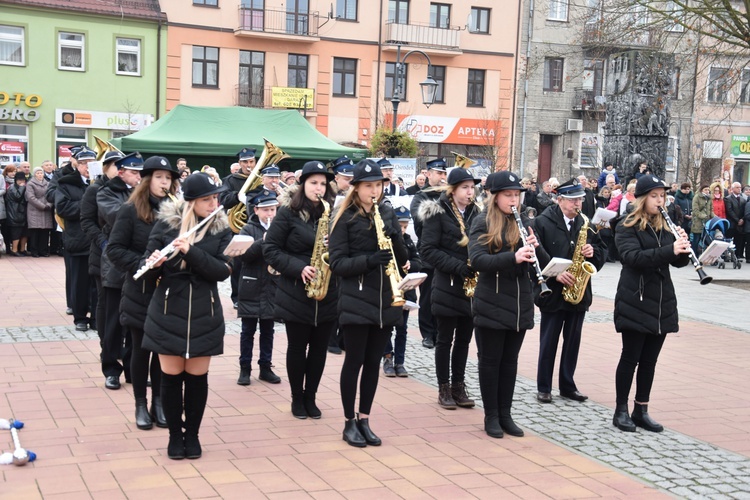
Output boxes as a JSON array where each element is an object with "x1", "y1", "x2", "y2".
[
  {"x1": 699, "y1": 240, "x2": 730, "y2": 265},
  {"x1": 397, "y1": 272, "x2": 427, "y2": 291},
  {"x1": 540, "y1": 257, "x2": 572, "y2": 277},
  {"x1": 223, "y1": 235, "x2": 254, "y2": 257}
]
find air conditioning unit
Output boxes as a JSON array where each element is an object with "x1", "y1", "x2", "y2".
[{"x1": 567, "y1": 119, "x2": 583, "y2": 132}]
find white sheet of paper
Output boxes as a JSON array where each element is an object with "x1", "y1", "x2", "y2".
[{"x1": 540, "y1": 257, "x2": 572, "y2": 277}]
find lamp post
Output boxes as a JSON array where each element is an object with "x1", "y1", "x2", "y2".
[{"x1": 391, "y1": 44, "x2": 438, "y2": 131}]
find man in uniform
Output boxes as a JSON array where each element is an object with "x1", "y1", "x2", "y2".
[
  {"x1": 379, "y1": 158, "x2": 404, "y2": 196},
  {"x1": 257, "y1": 164, "x2": 282, "y2": 195},
  {"x1": 331, "y1": 156, "x2": 354, "y2": 194},
  {"x1": 532, "y1": 178, "x2": 606, "y2": 403}
]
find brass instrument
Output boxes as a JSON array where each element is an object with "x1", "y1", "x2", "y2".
[
  {"x1": 511, "y1": 205, "x2": 552, "y2": 297},
  {"x1": 93, "y1": 135, "x2": 123, "y2": 161},
  {"x1": 451, "y1": 151, "x2": 477, "y2": 169},
  {"x1": 562, "y1": 210, "x2": 598, "y2": 305},
  {"x1": 227, "y1": 138, "x2": 290, "y2": 233},
  {"x1": 463, "y1": 260, "x2": 477, "y2": 298},
  {"x1": 372, "y1": 198, "x2": 406, "y2": 307},
  {"x1": 447, "y1": 194, "x2": 478, "y2": 298},
  {"x1": 305, "y1": 196, "x2": 332, "y2": 300},
  {"x1": 659, "y1": 206, "x2": 712, "y2": 285},
  {"x1": 163, "y1": 188, "x2": 179, "y2": 203}
]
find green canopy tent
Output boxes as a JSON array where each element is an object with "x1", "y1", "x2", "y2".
[{"x1": 111, "y1": 104, "x2": 366, "y2": 174}]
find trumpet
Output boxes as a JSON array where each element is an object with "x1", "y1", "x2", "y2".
[
  {"x1": 133, "y1": 205, "x2": 224, "y2": 280},
  {"x1": 659, "y1": 206, "x2": 712, "y2": 285},
  {"x1": 511, "y1": 205, "x2": 552, "y2": 297}
]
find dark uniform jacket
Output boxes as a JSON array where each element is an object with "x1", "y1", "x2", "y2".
[
  {"x1": 328, "y1": 202, "x2": 408, "y2": 327},
  {"x1": 97, "y1": 176, "x2": 132, "y2": 288},
  {"x1": 238, "y1": 215, "x2": 278, "y2": 320},
  {"x1": 418, "y1": 193, "x2": 480, "y2": 317},
  {"x1": 468, "y1": 213, "x2": 550, "y2": 332},
  {"x1": 45, "y1": 164, "x2": 74, "y2": 205},
  {"x1": 262, "y1": 188, "x2": 338, "y2": 325},
  {"x1": 79, "y1": 177, "x2": 107, "y2": 276},
  {"x1": 533, "y1": 204, "x2": 606, "y2": 312},
  {"x1": 107, "y1": 198, "x2": 164, "y2": 330},
  {"x1": 142, "y1": 201, "x2": 232, "y2": 357},
  {"x1": 410, "y1": 187, "x2": 441, "y2": 269},
  {"x1": 724, "y1": 193, "x2": 746, "y2": 235},
  {"x1": 55, "y1": 172, "x2": 90, "y2": 256},
  {"x1": 220, "y1": 172, "x2": 249, "y2": 211},
  {"x1": 614, "y1": 218, "x2": 689, "y2": 335},
  {"x1": 5, "y1": 183, "x2": 26, "y2": 227}
]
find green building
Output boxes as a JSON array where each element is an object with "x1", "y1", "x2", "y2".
[{"x1": 0, "y1": 0, "x2": 166, "y2": 167}]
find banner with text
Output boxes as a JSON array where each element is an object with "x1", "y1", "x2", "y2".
[
  {"x1": 395, "y1": 115, "x2": 501, "y2": 145},
  {"x1": 271, "y1": 87, "x2": 314, "y2": 109}
]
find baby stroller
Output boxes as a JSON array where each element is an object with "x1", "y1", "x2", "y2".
[{"x1": 700, "y1": 217, "x2": 741, "y2": 269}]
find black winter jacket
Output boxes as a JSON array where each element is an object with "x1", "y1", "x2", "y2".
[
  {"x1": 328, "y1": 202, "x2": 408, "y2": 327},
  {"x1": 533, "y1": 205, "x2": 606, "y2": 312},
  {"x1": 107, "y1": 198, "x2": 164, "y2": 330},
  {"x1": 45, "y1": 165, "x2": 74, "y2": 205},
  {"x1": 80, "y1": 177, "x2": 107, "y2": 276},
  {"x1": 468, "y1": 213, "x2": 549, "y2": 331},
  {"x1": 402, "y1": 233, "x2": 421, "y2": 303},
  {"x1": 219, "y1": 172, "x2": 248, "y2": 211},
  {"x1": 5, "y1": 183, "x2": 27, "y2": 227},
  {"x1": 97, "y1": 176, "x2": 132, "y2": 288},
  {"x1": 262, "y1": 191, "x2": 338, "y2": 325},
  {"x1": 142, "y1": 201, "x2": 232, "y2": 357},
  {"x1": 54, "y1": 172, "x2": 90, "y2": 256},
  {"x1": 418, "y1": 193, "x2": 480, "y2": 317},
  {"x1": 238, "y1": 216, "x2": 278, "y2": 320},
  {"x1": 410, "y1": 188, "x2": 441, "y2": 269},
  {"x1": 614, "y1": 219, "x2": 689, "y2": 335}
]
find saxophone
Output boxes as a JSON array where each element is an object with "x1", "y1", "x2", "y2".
[
  {"x1": 305, "y1": 196, "x2": 332, "y2": 301},
  {"x1": 448, "y1": 195, "x2": 478, "y2": 298},
  {"x1": 372, "y1": 199, "x2": 406, "y2": 307},
  {"x1": 562, "y1": 210, "x2": 598, "y2": 305}
]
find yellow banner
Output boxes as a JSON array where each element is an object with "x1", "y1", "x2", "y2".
[{"x1": 271, "y1": 87, "x2": 314, "y2": 109}]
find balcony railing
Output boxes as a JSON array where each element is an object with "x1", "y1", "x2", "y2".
[
  {"x1": 582, "y1": 22, "x2": 658, "y2": 49},
  {"x1": 572, "y1": 88, "x2": 606, "y2": 112},
  {"x1": 237, "y1": 7, "x2": 319, "y2": 38},
  {"x1": 384, "y1": 21, "x2": 460, "y2": 52}
]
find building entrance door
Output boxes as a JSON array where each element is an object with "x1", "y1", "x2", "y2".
[{"x1": 538, "y1": 134, "x2": 553, "y2": 181}]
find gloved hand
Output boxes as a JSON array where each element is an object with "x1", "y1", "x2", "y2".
[
  {"x1": 459, "y1": 264, "x2": 473, "y2": 279},
  {"x1": 238, "y1": 192, "x2": 247, "y2": 204},
  {"x1": 367, "y1": 249, "x2": 392, "y2": 268}
]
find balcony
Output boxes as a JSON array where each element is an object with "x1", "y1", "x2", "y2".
[
  {"x1": 582, "y1": 22, "x2": 658, "y2": 49},
  {"x1": 384, "y1": 21, "x2": 461, "y2": 55},
  {"x1": 235, "y1": 7, "x2": 320, "y2": 43},
  {"x1": 572, "y1": 88, "x2": 606, "y2": 112}
]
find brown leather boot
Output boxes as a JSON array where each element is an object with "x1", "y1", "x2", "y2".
[
  {"x1": 451, "y1": 382, "x2": 475, "y2": 408},
  {"x1": 438, "y1": 383, "x2": 457, "y2": 409}
]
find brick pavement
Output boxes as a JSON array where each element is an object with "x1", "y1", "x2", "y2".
[{"x1": 0, "y1": 254, "x2": 748, "y2": 498}]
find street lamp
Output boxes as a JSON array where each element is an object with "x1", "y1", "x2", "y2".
[{"x1": 391, "y1": 44, "x2": 438, "y2": 131}]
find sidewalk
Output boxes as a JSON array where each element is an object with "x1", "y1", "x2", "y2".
[{"x1": 0, "y1": 254, "x2": 748, "y2": 498}]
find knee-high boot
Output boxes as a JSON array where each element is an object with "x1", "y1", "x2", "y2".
[
  {"x1": 183, "y1": 372, "x2": 208, "y2": 459},
  {"x1": 498, "y1": 368, "x2": 524, "y2": 437},
  {"x1": 160, "y1": 371, "x2": 185, "y2": 459}
]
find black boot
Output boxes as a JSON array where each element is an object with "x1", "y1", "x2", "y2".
[
  {"x1": 612, "y1": 403, "x2": 636, "y2": 432},
  {"x1": 499, "y1": 408, "x2": 524, "y2": 437},
  {"x1": 342, "y1": 418, "x2": 366, "y2": 447},
  {"x1": 356, "y1": 414, "x2": 381, "y2": 446},
  {"x1": 438, "y1": 383, "x2": 457, "y2": 409},
  {"x1": 259, "y1": 364, "x2": 281, "y2": 384},
  {"x1": 484, "y1": 410, "x2": 503, "y2": 439},
  {"x1": 237, "y1": 366, "x2": 251, "y2": 386},
  {"x1": 135, "y1": 397, "x2": 153, "y2": 430},
  {"x1": 451, "y1": 381, "x2": 476, "y2": 408},
  {"x1": 631, "y1": 403, "x2": 663, "y2": 432},
  {"x1": 161, "y1": 372, "x2": 185, "y2": 460},
  {"x1": 291, "y1": 394, "x2": 307, "y2": 419},
  {"x1": 183, "y1": 372, "x2": 208, "y2": 459},
  {"x1": 304, "y1": 392, "x2": 321, "y2": 419},
  {"x1": 150, "y1": 395, "x2": 167, "y2": 428}
]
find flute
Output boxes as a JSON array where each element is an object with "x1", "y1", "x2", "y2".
[
  {"x1": 511, "y1": 205, "x2": 552, "y2": 297},
  {"x1": 133, "y1": 205, "x2": 224, "y2": 280},
  {"x1": 659, "y1": 206, "x2": 712, "y2": 285}
]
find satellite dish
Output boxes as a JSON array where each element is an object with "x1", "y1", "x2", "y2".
[{"x1": 466, "y1": 12, "x2": 473, "y2": 32}]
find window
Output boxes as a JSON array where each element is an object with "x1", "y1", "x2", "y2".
[
  {"x1": 239, "y1": 50, "x2": 264, "y2": 107},
  {"x1": 0, "y1": 25, "x2": 24, "y2": 66},
  {"x1": 333, "y1": 57, "x2": 356, "y2": 97},
  {"x1": 665, "y1": 1, "x2": 684, "y2": 32},
  {"x1": 741, "y1": 69, "x2": 750, "y2": 104},
  {"x1": 288, "y1": 54, "x2": 308, "y2": 88},
  {"x1": 337, "y1": 0, "x2": 357, "y2": 21},
  {"x1": 543, "y1": 57, "x2": 564, "y2": 92},
  {"x1": 432, "y1": 65, "x2": 446, "y2": 103},
  {"x1": 469, "y1": 7, "x2": 490, "y2": 33},
  {"x1": 707, "y1": 67, "x2": 729, "y2": 103},
  {"x1": 241, "y1": 0, "x2": 265, "y2": 31},
  {"x1": 116, "y1": 38, "x2": 141, "y2": 76},
  {"x1": 430, "y1": 3, "x2": 450, "y2": 29},
  {"x1": 287, "y1": 0, "x2": 310, "y2": 35},
  {"x1": 59, "y1": 32, "x2": 84, "y2": 71},
  {"x1": 385, "y1": 62, "x2": 407, "y2": 100},
  {"x1": 193, "y1": 0, "x2": 218, "y2": 5},
  {"x1": 548, "y1": 0, "x2": 568, "y2": 21},
  {"x1": 192, "y1": 46, "x2": 219, "y2": 88},
  {"x1": 467, "y1": 69, "x2": 485, "y2": 107},
  {"x1": 388, "y1": 0, "x2": 409, "y2": 24}
]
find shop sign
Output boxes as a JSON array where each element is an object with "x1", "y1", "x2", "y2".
[
  {"x1": 271, "y1": 87, "x2": 314, "y2": 109},
  {"x1": 0, "y1": 141, "x2": 25, "y2": 154},
  {"x1": 731, "y1": 135, "x2": 750, "y2": 159},
  {"x1": 0, "y1": 91, "x2": 43, "y2": 123},
  {"x1": 55, "y1": 109, "x2": 154, "y2": 131},
  {"x1": 395, "y1": 115, "x2": 501, "y2": 145}
]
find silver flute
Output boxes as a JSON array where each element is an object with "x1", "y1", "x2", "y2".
[
  {"x1": 658, "y1": 206, "x2": 712, "y2": 285},
  {"x1": 133, "y1": 205, "x2": 224, "y2": 280},
  {"x1": 511, "y1": 205, "x2": 552, "y2": 297}
]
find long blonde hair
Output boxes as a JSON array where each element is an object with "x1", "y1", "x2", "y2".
[
  {"x1": 477, "y1": 192, "x2": 521, "y2": 252},
  {"x1": 622, "y1": 194, "x2": 670, "y2": 232},
  {"x1": 330, "y1": 183, "x2": 384, "y2": 232}
]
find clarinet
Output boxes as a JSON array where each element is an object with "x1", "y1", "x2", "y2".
[
  {"x1": 659, "y1": 206, "x2": 712, "y2": 285},
  {"x1": 133, "y1": 205, "x2": 224, "y2": 280},
  {"x1": 511, "y1": 205, "x2": 552, "y2": 297}
]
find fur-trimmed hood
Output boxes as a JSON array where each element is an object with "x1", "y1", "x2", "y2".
[
  {"x1": 418, "y1": 192, "x2": 483, "y2": 222},
  {"x1": 157, "y1": 199, "x2": 230, "y2": 235}
]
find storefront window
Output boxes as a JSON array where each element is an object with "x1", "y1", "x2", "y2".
[
  {"x1": 0, "y1": 123, "x2": 28, "y2": 166},
  {"x1": 55, "y1": 127, "x2": 87, "y2": 166}
]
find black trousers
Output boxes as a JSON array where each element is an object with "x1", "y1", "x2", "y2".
[
  {"x1": 340, "y1": 324, "x2": 390, "y2": 420},
  {"x1": 285, "y1": 320, "x2": 334, "y2": 398},
  {"x1": 434, "y1": 315, "x2": 473, "y2": 385},
  {"x1": 130, "y1": 326, "x2": 161, "y2": 400},
  {"x1": 93, "y1": 275, "x2": 105, "y2": 341},
  {"x1": 101, "y1": 287, "x2": 131, "y2": 378},
  {"x1": 63, "y1": 250, "x2": 73, "y2": 308},
  {"x1": 734, "y1": 232, "x2": 746, "y2": 258},
  {"x1": 418, "y1": 268, "x2": 437, "y2": 342},
  {"x1": 27, "y1": 228, "x2": 50, "y2": 256},
  {"x1": 475, "y1": 327, "x2": 525, "y2": 413},
  {"x1": 69, "y1": 254, "x2": 91, "y2": 324},
  {"x1": 50, "y1": 228, "x2": 63, "y2": 255},
  {"x1": 230, "y1": 256, "x2": 241, "y2": 303},
  {"x1": 615, "y1": 331, "x2": 666, "y2": 405},
  {"x1": 537, "y1": 310, "x2": 585, "y2": 394}
]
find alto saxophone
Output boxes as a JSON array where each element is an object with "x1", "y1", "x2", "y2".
[
  {"x1": 463, "y1": 260, "x2": 478, "y2": 298},
  {"x1": 305, "y1": 196, "x2": 332, "y2": 300},
  {"x1": 372, "y1": 199, "x2": 406, "y2": 307},
  {"x1": 562, "y1": 210, "x2": 597, "y2": 305}
]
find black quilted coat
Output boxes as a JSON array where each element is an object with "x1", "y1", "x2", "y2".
[{"x1": 238, "y1": 216, "x2": 278, "y2": 320}]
